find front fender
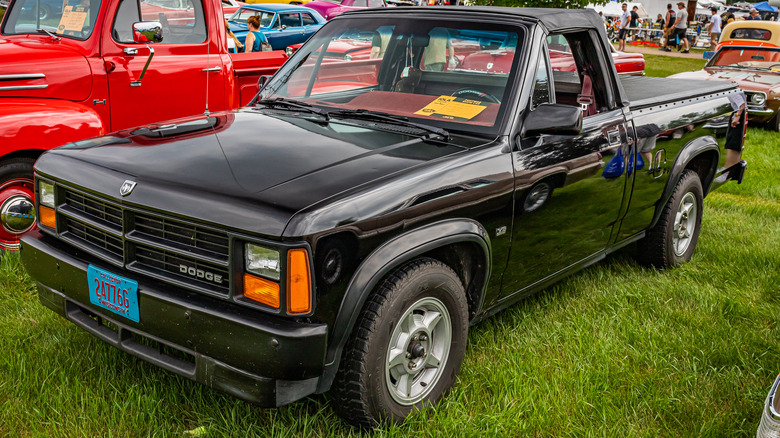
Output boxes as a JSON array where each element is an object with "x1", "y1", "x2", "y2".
[
  {"x1": 317, "y1": 218, "x2": 491, "y2": 392},
  {"x1": 650, "y1": 135, "x2": 720, "y2": 229},
  {"x1": 0, "y1": 99, "x2": 105, "y2": 158}
]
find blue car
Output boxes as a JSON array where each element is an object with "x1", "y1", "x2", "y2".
[{"x1": 227, "y1": 4, "x2": 325, "y2": 51}]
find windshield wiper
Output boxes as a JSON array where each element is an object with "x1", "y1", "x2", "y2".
[
  {"x1": 255, "y1": 97, "x2": 329, "y2": 118},
  {"x1": 36, "y1": 28, "x2": 60, "y2": 41},
  {"x1": 326, "y1": 109, "x2": 449, "y2": 140}
]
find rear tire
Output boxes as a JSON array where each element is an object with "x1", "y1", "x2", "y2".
[
  {"x1": 637, "y1": 170, "x2": 703, "y2": 269},
  {"x1": 331, "y1": 258, "x2": 469, "y2": 428}
]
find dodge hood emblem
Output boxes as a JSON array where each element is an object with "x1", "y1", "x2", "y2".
[{"x1": 120, "y1": 180, "x2": 137, "y2": 196}]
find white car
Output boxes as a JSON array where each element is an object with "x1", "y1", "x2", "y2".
[{"x1": 757, "y1": 374, "x2": 780, "y2": 437}]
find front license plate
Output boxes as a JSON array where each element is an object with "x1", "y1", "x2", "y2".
[{"x1": 87, "y1": 265, "x2": 140, "y2": 322}]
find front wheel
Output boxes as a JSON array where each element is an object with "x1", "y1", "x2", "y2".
[
  {"x1": 0, "y1": 158, "x2": 37, "y2": 251},
  {"x1": 638, "y1": 170, "x2": 703, "y2": 268},
  {"x1": 769, "y1": 112, "x2": 780, "y2": 132},
  {"x1": 332, "y1": 258, "x2": 469, "y2": 428}
]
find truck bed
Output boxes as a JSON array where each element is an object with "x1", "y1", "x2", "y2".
[{"x1": 621, "y1": 76, "x2": 737, "y2": 110}]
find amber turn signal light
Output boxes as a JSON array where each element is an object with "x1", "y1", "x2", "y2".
[
  {"x1": 287, "y1": 248, "x2": 311, "y2": 314},
  {"x1": 243, "y1": 273, "x2": 280, "y2": 309},
  {"x1": 39, "y1": 205, "x2": 56, "y2": 229}
]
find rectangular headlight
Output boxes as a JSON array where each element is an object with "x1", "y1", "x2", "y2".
[
  {"x1": 245, "y1": 243, "x2": 280, "y2": 280},
  {"x1": 39, "y1": 181, "x2": 55, "y2": 208}
]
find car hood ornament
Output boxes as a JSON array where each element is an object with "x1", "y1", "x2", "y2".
[{"x1": 120, "y1": 180, "x2": 137, "y2": 196}]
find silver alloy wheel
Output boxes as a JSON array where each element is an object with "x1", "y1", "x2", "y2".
[
  {"x1": 385, "y1": 296, "x2": 452, "y2": 406},
  {"x1": 673, "y1": 191, "x2": 697, "y2": 256}
]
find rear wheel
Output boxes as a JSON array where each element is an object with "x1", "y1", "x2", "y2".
[
  {"x1": 0, "y1": 158, "x2": 37, "y2": 251},
  {"x1": 332, "y1": 258, "x2": 469, "y2": 428},
  {"x1": 638, "y1": 170, "x2": 703, "y2": 269}
]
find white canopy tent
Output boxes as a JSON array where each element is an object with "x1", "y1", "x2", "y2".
[{"x1": 587, "y1": 2, "x2": 650, "y2": 18}]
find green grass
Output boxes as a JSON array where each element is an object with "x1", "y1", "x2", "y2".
[
  {"x1": 643, "y1": 53, "x2": 708, "y2": 78},
  {"x1": 1, "y1": 58, "x2": 778, "y2": 437}
]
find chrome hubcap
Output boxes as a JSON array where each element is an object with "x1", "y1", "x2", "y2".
[
  {"x1": 385, "y1": 297, "x2": 451, "y2": 405},
  {"x1": 1, "y1": 195, "x2": 36, "y2": 233},
  {"x1": 672, "y1": 192, "x2": 697, "y2": 256}
]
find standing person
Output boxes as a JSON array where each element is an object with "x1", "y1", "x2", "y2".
[
  {"x1": 672, "y1": 1, "x2": 690, "y2": 53},
  {"x1": 655, "y1": 13, "x2": 665, "y2": 40},
  {"x1": 660, "y1": 3, "x2": 676, "y2": 49},
  {"x1": 707, "y1": 8, "x2": 722, "y2": 51},
  {"x1": 244, "y1": 15, "x2": 270, "y2": 53},
  {"x1": 618, "y1": 3, "x2": 630, "y2": 51},
  {"x1": 630, "y1": 6, "x2": 640, "y2": 40},
  {"x1": 746, "y1": 8, "x2": 761, "y2": 20}
]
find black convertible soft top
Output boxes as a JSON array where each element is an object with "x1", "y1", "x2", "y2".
[{"x1": 340, "y1": 6, "x2": 605, "y2": 34}]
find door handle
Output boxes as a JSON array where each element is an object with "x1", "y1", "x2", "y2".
[{"x1": 202, "y1": 66, "x2": 221, "y2": 72}]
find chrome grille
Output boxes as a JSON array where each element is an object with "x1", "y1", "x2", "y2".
[{"x1": 57, "y1": 186, "x2": 231, "y2": 297}]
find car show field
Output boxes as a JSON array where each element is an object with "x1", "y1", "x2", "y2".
[{"x1": 1, "y1": 3, "x2": 779, "y2": 436}]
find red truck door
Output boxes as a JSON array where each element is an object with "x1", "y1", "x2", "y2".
[{"x1": 102, "y1": 0, "x2": 227, "y2": 131}]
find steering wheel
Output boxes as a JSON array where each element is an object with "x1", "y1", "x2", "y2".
[
  {"x1": 451, "y1": 88, "x2": 500, "y2": 104},
  {"x1": 768, "y1": 63, "x2": 780, "y2": 70}
]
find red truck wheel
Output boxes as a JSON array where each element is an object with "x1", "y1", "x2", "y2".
[{"x1": 0, "y1": 158, "x2": 37, "y2": 251}]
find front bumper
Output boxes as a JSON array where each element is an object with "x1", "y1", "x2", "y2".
[
  {"x1": 747, "y1": 106, "x2": 776, "y2": 123},
  {"x1": 21, "y1": 231, "x2": 328, "y2": 407}
]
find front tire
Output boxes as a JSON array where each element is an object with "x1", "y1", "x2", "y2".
[
  {"x1": 332, "y1": 258, "x2": 469, "y2": 428},
  {"x1": 638, "y1": 170, "x2": 703, "y2": 268},
  {"x1": 769, "y1": 112, "x2": 780, "y2": 132},
  {"x1": 0, "y1": 158, "x2": 37, "y2": 251}
]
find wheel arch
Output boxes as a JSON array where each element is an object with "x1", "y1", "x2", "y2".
[
  {"x1": 650, "y1": 136, "x2": 719, "y2": 229},
  {"x1": 318, "y1": 218, "x2": 491, "y2": 392}
]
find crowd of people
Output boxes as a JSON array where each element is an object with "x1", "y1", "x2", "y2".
[{"x1": 603, "y1": 2, "x2": 776, "y2": 53}]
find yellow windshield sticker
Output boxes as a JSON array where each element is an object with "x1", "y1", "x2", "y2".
[
  {"x1": 57, "y1": 6, "x2": 88, "y2": 35},
  {"x1": 414, "y1": 95, "x2": 489, "y2": 121}
]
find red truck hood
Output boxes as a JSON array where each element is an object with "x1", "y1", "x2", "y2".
[{"x1": 0, "y1": 37, "x2": 92, "y2": 102}]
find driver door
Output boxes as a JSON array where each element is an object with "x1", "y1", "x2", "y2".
[
  {"x1": 103, "y1": 0, "x2": 227, "y2": 132},
  {"x1": 500, "y1": 33, "x2": 630, "y2": 298}
]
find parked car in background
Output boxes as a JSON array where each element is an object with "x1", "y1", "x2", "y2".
[
  {"x1": 304, "y1": 0, "x2": 386, "y2": 21},
  {"x1": 227, "y1": 4, "x2": 325, "y2": 50},
  {"x1": 246, "y1": 0, "x2": 311, "y2": 4},
  {"x1": 757, "y1": 374, "x2": 780, "y2": 438},
  {"x1": 0, "y1": 0, "x2": 287, "y2": 250},
  {"x1": 716, "y1": 21, "x2": 780, "y2": 51},
  {"x1": 222, "y1": 0, "x2": 247, "y2": 18},
  {"x1": 669, "y1": 45, "x2": 780, "y2": 131}
]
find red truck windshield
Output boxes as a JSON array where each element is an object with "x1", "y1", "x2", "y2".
[
  {"x1": 260, "y1": 17, "x2": 523, "y2": 135},
  {"x1": 2, "y1": 0, "x2": 102, "y2": 39}
]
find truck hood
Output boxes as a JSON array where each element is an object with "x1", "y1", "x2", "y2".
[
  {"x1": 670, "y1": 67, "x2": 780, "y2": 91},
  {"x1": 0, "y1": 37, "x2": 92, "y2": 101},
  {"x1": 36, "y1": 110, "x2": 469, "y2": 237}
]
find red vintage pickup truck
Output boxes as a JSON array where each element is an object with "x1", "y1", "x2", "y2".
[{"x1": 0, "y1": 0, "x2": 286, "y2": 250}]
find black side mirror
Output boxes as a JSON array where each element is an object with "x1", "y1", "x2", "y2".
[{"x1": 523, "y1": 103, "x2": 582, "y2": 137}]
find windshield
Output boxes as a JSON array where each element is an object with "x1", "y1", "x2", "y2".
[
  {"x1": 260, "y1": 17, "x2": 523, "y2": 135},
  {"x1": 229, "y1": 8, "x2": 274, "y2": 26},
  {"x1": 709, "y1": 47, "x2": 780, "y2": 70},
  {"x1": 2, "y1": 0, "x2": 102, "y2": 40}
]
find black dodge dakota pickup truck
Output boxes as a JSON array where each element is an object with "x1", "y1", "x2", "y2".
[{"x1": 20, "y1": 7, "x2": 747, "y2": 427}]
